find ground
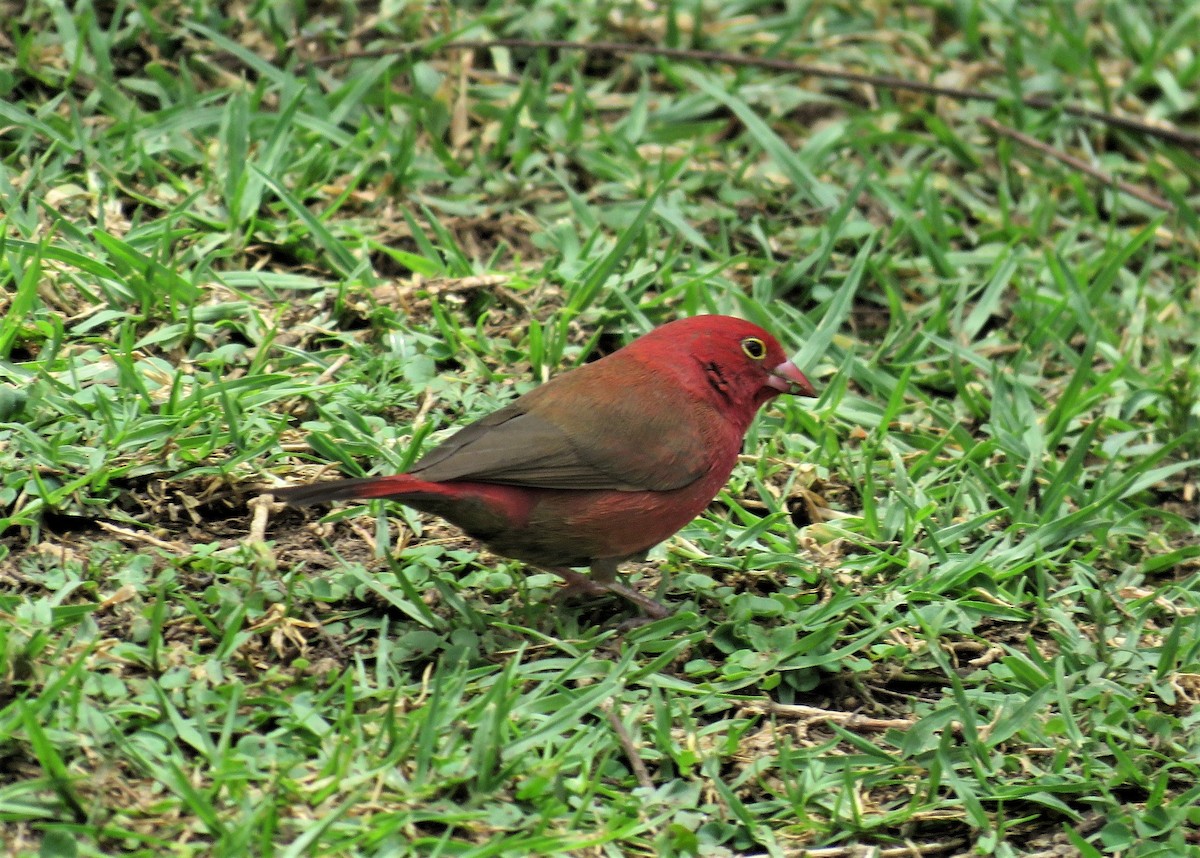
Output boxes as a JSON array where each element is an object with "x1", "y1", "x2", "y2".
[{"x1": 1, "y1": 2, "x2": 1199, "y2": 856}]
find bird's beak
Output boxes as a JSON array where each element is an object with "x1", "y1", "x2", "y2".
[{"x1": 767, "y1": 360, "x2": 817, "y2": 397}]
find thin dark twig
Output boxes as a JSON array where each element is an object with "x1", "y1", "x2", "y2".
[
  {"x1": 603, "y1": 703, "x2": 655, "y2": 790},
  {"x1": 979, "y1": 116, "x2": 1176, "y2": 213},
  {"x1": 307, "y1": 38, "x2": 1200, "y2": 151}
]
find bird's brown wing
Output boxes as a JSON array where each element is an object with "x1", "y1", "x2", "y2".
[{"x1": 410, "y1": 365, "x2": 714, "y2": 492}]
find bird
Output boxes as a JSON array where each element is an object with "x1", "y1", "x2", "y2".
[{"x1": 273, "y1": 314, "x2": 817, "y2": 619}]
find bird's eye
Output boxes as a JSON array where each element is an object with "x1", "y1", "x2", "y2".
[{"x1": 741, "y1": 337, "x2": 766, "y2": 360}]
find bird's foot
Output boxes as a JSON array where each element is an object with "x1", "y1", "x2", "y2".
[{"x1": 552, "y1": 569, "x2": 672, "y2": 620}]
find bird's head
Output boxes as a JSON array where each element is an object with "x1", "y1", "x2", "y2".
[{"x1": 630, "y1": 315, "x2": 817, "y2": 413}]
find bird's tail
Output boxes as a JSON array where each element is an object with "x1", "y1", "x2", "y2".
[{"x1": 272, "y1": 474, "x2": 431, "y2": 506}]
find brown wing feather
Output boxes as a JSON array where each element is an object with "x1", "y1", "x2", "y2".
[
  {"x1": 410, "y1": 358, "x2": 714, "y2": 492},
  {"x1": 410, "y1": 403, "x2": 645, "y2": 489}
]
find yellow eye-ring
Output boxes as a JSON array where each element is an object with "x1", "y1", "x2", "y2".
[{"x1": 741, "y1": 337, "x2": 766, "y2": 360}]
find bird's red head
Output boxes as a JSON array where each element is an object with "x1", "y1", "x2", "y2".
[{"x1": 625, "y1": 315, "x2": 816, "y2": 412}]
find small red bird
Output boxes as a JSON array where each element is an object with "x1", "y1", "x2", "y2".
[{"x1": 274, "y1": 315, "x2": 816, "y2": 618}]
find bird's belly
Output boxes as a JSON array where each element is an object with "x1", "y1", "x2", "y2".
[{"x1": 486, "y1": 477, "x2": 726, "y2": 568}]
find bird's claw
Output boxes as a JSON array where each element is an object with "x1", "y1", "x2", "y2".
[{"x1": 551, "y1": 568, "x2": 672, "y2": 621}]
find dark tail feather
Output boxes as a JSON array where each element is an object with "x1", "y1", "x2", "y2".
[{"x1": 272, "y1": 474, "x2": 427, "y2": 506}]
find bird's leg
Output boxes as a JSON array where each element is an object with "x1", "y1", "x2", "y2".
[
  {"x1": 552, "y1": 568, "x2": 612, "y2": 599},
  {"x1": 550, "y1": 561, "x2": 671, "y2": 619}
]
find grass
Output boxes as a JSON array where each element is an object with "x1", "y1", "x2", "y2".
[{"x1": 2, "y1": 0, "x2": 1199, "y2": 855}]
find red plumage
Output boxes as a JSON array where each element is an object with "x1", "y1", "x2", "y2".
[{"x1": 274, "y1": 315, "x2": 816, "y2": 617}]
